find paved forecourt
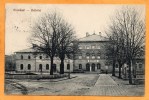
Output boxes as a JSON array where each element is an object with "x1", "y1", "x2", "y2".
[{"x1": 85, "y1": 74, "x2": 143, "y2": 96}]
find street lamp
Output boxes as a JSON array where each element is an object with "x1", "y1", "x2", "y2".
[{"x1": 68, "y1": 59, "x2": 71, "y2": 79}]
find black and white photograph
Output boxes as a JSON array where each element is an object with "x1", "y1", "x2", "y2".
[{"x1": 5, "y1": 4, "x2": 145, "y2": 96}]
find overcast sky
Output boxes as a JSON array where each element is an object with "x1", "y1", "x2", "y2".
[{"x1": 5, "y1": 4, "x2": 145, "y2": 55}]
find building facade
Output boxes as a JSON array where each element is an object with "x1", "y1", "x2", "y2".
[
  {"x1": 15, "y1": 48, "x2": 73, "y2": 73},
  {"x1": 73, "y1": 32, "x2": 112, "y2": 72},
  {"x1": 15, "y1": 32, "x2": 112, "y2": 73}
]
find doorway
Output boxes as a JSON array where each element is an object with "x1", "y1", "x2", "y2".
[
  {"x1": 86, "y1": 63, "x2": 90, "y2": 71},
  {"x1": 92, "y1": 63, "x2": 95, "y2": 71}
]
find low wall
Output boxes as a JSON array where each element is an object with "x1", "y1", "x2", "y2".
[{"x1": 5, "y1": 74, "x2": 68, "y2": 79}]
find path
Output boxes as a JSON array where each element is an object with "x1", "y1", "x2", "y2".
[{"x1": 85, "y1": 74, "x2": 144, "y2": 96}]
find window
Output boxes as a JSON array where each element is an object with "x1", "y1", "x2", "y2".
[
  {"x1": 97, "y1": 52, "x2": 101, "y2": 59},
  {"x1": 86, "y1": 46, "x2": 90, "y2": 49},
  {"x1": 46, "y1": 64, "x2": 49, "y2": 70},
  {"x1": 92, "y1": 53, "x2": 95, "y2": 59},
  {"x1": 79, "y1": 64, "x2": 82, "y2": 69},
  {"x1": 21, "y1": 55, "x2": 23, "y2": 59},
  {"x1": 20, "y1": 64, "x2": 23, "y2": 70},
  {"x1": 115, "y1": 64, "x2": 118, "y2": 68},
  {"x1": 97, "y1": 56, "x2": 100, "y2": 59},
  {"x1": 79, "y1": 46, "x2": 82, "y2": 49},
  {"x1": 46, "y1": 55, "x2": 49, "y2": 58},
  {"x1": 97, "y1": 63, "x2": 101, "y2": 69},
  {"x1": 39, "y1": 64, "x2": 42, "y2": 70},
  {"x1": 139, "y1": 63, "x2": 143, "y2": 69},
  {"x1": 28, "y1": 64, "x2": 31, "y2": 70},
  {"x1": 79, "y1": 56, "x2": 82, "y2": 59},
  {"x1": 28, "y1": 55, "x2": 31, "y2": 59},
  {"x1": 97, "y1": 46, "x2": 100, "y2": 49},
  {"x1": 91, "y1": 45, "x2": 95, "y2": 49},
  {"x1": 39, "y1": 56, "x2": 42, "y2": 59},
  {"x1": 86, "y1": 53, "x2": 90, "y2": 59},
  {"x1": 67, "y1": 64, "x2": 70, "y2": 70},
  {"x1": 78, "y1": 53, "x2": 82, "y2": 59}
]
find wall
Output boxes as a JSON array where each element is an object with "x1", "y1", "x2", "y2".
[{"x1": 15, "y1": 52, "x2": 73, "y2": 73}]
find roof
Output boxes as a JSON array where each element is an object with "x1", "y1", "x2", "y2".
[
  {"x1": 79, "y1": 34, "x2": 108, "y2": 42},
  {"x1": 15, "y1": 48, "x2": 36, "y2": 53}
]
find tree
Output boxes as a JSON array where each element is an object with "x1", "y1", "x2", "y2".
[
  {"x1": 56, "y1": 21, "x2": 77, "y2": 74},
  {"x1": 30, "y1": 11, "x2": 65, "y2": 75},
  {"x1": 105, "y1": 7, "x2": 145, "y2": 83}
]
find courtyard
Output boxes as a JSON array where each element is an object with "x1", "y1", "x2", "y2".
[{"x1": 5, "y1": 74, "x2": 144, "y2": 96}]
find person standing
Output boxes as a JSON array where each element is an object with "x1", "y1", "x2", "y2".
[{"x1": 105, "y1": 65, "x2": 108, "y2": 74}]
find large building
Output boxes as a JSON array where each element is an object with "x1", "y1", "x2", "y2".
[
  {"x1": 73, "y1": 32, "x2": 112, "y2": 72},
  {"x1": 14, "y1": 32, "x2": 112, "y2": 73}
]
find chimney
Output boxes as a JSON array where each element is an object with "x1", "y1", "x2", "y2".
[
  {"x1": 99, "y1": 32, "x2": 101, "y2": 36},
  {"x1": 93, "y1": 31, "x2": 96, "y2": 35},
  {"x1": 86, "y1": 32, "x2": 89, "y2": 37}
]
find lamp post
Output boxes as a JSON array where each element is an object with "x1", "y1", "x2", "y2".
[{"x1": 68, "y1": 59, "x2": 71, "y2": 79}]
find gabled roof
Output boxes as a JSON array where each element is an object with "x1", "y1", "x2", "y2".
[
  {"x1": 15, "y1": 48, "x2": 36, "y2": 53},
  {"x1": 79, "y1": 34, "x2": 108, "y2": 42}
]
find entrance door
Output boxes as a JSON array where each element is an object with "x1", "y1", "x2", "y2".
[
  {"x1": 86, "y1": 63, "x2": 90, "y2": 71},
  {"x1": 92, "y1": 63, "x2": 95, "y2": 71}
]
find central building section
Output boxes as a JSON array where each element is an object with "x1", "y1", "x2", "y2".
[{"x1": 74, "y1": 32, "x2": 109, "y2": 72}]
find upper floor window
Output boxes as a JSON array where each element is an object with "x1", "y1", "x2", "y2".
[
  {"x1": 79, "y1": 46, "x2": 82, "y2": 49},
  {"x1": 86, "y1": 46, "x2": 90, "y2": 49},
  {"x1": 21, "y1": 55, "x2": 23, "y2": 60},
  {"x1": 39, "y1": 56, "x2": 42, "y2": 59},
  {"x1": 92, "y1": 53, "x2": 95, "y2": 59},
  {"x1": 78, "y1": 53, "x2": 82, "y2": 59},
  {"x1": 79, "y1": 56, "x2": 82, "y2": 59},
  {"x1": 97, "y1": 56, "x2": 100, "y2": 59},
  {"x1": 139, "y1": 63, "x2": 143, "y2": 69},
  {"x1": 97, "y1": 46, "x2": 101, "y2": 49},
  {"x1": 28, "y1": 55, "x2": 31, "y2": 59},
  {"x1": 86, "y1": 53, "x2": 90, "y2": 59},
  {"x1": 28, "y1": 64, "x2": 31, "y2": 70},
  {"x1": 97, "y1": 52, "x2": 101, "y2": 59},
  {"x1": 91, "y1": 45, "x2": 95, "y2": 49}
]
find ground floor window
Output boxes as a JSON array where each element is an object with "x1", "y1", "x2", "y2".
[
  {"x1": 67, "y1": 64, "x2": 70, "y2": 70},
  {"x1": 53, "y1": 64, "x2": 56, "y2": 72},
  {"x1": 20, "y1": 64, "x2": 23, "y2": 70},
  {"x1": 97, "y1": 63, "x2": 101, "y2": 69},
  {"x1": 28, "y1": 64, "x2": 31, "y2": 70},
  {"x1": 46, "y1": 64, "x2": 49, "y2": 70},
  {"x1": 79, "y1": 64, "x2": 82, "y2": 69},
  {"x1": 39, "y1": 64, "x2": 42, "y2": 71}
]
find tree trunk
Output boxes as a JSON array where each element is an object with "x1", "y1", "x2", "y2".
[
  {"x1": 112, "y1": 59, "x2": 116, "y2": 76},
  {"x1": 60, "y1": 58, "x2": 64, "y2": 74},
  {"x1": 128, "y1": 60, "x2": 132, "y2": 84},
  {"x1": 50, "y1": 57, "x2": 54, "y2": 75},
  {"x1": 118, "y1": 63, "x2": 122, "y2": 79}
]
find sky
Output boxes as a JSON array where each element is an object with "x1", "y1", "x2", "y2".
[{"x1": 5, "y1": 4, "x2": 145, "y2": 55}]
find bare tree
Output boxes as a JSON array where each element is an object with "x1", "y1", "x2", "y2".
[
  {"x1": 30, "y1": 11, "x2": 65, "y2": 75},
  {"x1": 105, "y1": 7, "x2": 145, "y2": 83},
  {"x1": 56, "y1": 21, "x2": 77, "y2": 74}
]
